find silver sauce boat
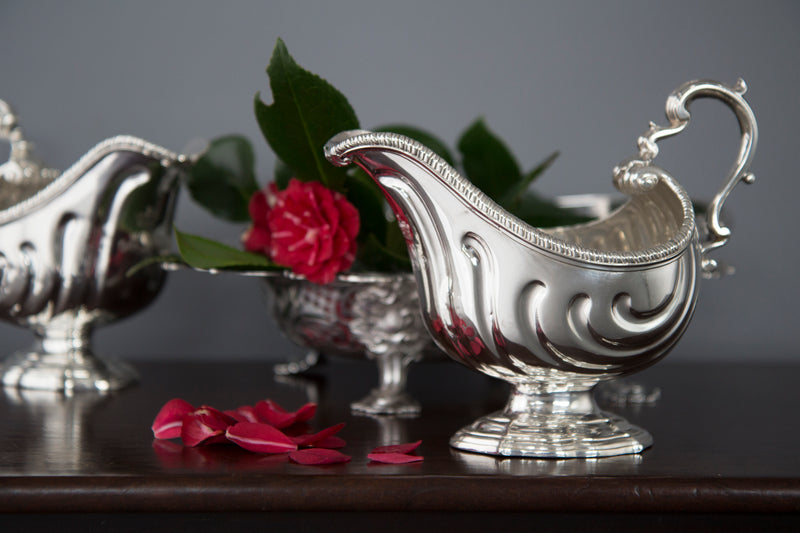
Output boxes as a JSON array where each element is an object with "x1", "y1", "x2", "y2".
[
  {"x1": 0, "y1": 100, "x2": 186, "y2": 392},
  {"x1": 325, "y1": 79, "x2": 756, "y2": 457}
]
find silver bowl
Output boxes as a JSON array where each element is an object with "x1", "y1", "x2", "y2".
[{"x1": 265, "y1": 271, "x2": 439, "y2": 416}]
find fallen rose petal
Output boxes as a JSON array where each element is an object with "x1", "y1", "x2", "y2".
[
  {"x1": 293, "y1": 402, "x2": 317, "y2": 424},
  {"x1": 289, "y1": 448, "x2": 351, "y2": 465},
  {"x1": 225, "y1": 422, "x2": 298, "y2": 453},
  {"x1": 367, "y1": 452, "x2": 424, "y2": 464},
  {"x1": 315, "y1": 436, "x2": 347, "y2": 449},
  {"x1": 254, "y1": 399, "x2": 317, "y2": 429},
  {"x1": 181, "y1": 406, "x2": 238, "y2": 447},
  {"x1": 291, "y1": 423, "x2": 345, "y2": 448},
  {"x1": 370, "y1": 440, "x2": 422, "y2": 455},
  {"x1": 151, "y1": 398, "x2": 195, "y2": 439},
  {"x1": 225, "y1": 405, "x2": 260, "y2": 424},
  {"x1": 253, "y1": 399, "x2": 295, "y2": 428}
]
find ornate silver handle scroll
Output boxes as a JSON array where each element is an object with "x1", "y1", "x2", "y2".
[{"x1": 614, "y1": 79, "x2": 758, "y2": 276}]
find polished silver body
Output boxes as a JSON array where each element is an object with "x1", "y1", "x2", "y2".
[
  {"x1": 265, "y1": 271, "x2": 439, "y2": 415},
  {"x1": 0, "y1": 100, "x2": 186, "y2": 392},
  {"x1": 326, "y1": 79, "x2": 756, "y2": 457},
  {"x1": 266, "y1": 195, "x2": 616, "y2": 416}
]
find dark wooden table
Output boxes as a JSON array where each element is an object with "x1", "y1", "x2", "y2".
[{"x1": 1, "y1": 359, "x2": 798, "y2": 531}]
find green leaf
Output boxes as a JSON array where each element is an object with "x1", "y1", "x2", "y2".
[
  {"x1": 457, "y1": 118, "x2": 522, "y2": 202},
  {"x1": 384, "y1": 219, "x2": 411, "y2": 261},
  {"x1": 175, "y1": 228, "x2": 282, "y2": 270},
  {"x1": 254, "y1": 38, "x2": 359, "y2": 192},
  {"x1": 185, "y1": 135, "x2": 259, "y2": 222},
  {"x1": 511, "y1": 192, "x2": 594, "y2": 228},
  {"x1": 353, "y1": 233, "x2": 412, "y2": 273},
  {"x1": 499, "y1": 151, "x2": 559, "y2": 209},
  {"x1": 344, "y1": 168, "x2": 388, "y2": 245},
  {"x1": 125, "y1": 254, "x2": 184, "y2": 278},
  {"x1": 274, "y1": 158, "x2": 293, "y2": 190},
  {"x1": 376, "y1": 124, "x2": 456, "y2": 166}
]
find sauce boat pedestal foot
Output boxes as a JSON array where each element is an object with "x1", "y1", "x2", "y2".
[{"x1": 450, "y1": 379, "x2": 652, "y2": 458}]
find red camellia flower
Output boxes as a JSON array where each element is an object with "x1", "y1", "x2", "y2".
[
  {"x1": 242, "y1": 179, "x2": 360, "y2": 285},
  {"x1": 242, "y1": 183, "x2": 278, "y2": 255},
  {"x1": 268, "y1": 179, "x2": 359, "y2": 284}
]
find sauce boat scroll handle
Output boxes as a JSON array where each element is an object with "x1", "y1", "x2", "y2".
[
  {"x1": 325, "y1": 79, "x2": 756, "y2": 458},
  {"x1": 0, "y1": 100, "x2": 187, "y2": 393}
]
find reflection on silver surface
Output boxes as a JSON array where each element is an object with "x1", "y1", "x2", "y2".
[
  {"x1": 596, "y1": 378, "x2": 661, "y2": 406},
  {"x1": 365, "y1": 413, "x2": 413, "y2": 448},
  {"x1": 265, "y1": 272, "x2": 441, "y2": 416},
  {"x1": 0, "y1": 99, "x2": 187, "y2": 392},
  {"x1": 273, "y1": 372, "x2": 323, "y2": 406},
  {"x1": 273, "y1": 349, "x2": 322, "y2": 377},
  {"x1": 326, "y1": 79, "x2": 756, "y2": 457}
]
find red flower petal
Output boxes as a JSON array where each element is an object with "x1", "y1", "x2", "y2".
[
  {"x1": 181, "y1": 406, "x2": 238, "y2": 447},
  {"x1": 315, "y1": 436, "x2": 347, "y2": 449},
  {"x1": 370, "y1": 440, "x2": 422, "y2": 455},
  {"x1": 367, "y1": 452, "x2": 424, "y2": 464},
  {"x1": 225, "y1": 405, "x2": 260, "y2": 424},
  {"x1": 253, "y1": 399, "x2": 295, "y2": 428},
  {"x1": 293, "y1": 402, "x2": 317, "y2": 424},
  {"x1": 289, "y1": 448, "x2": 351, "y2": 465},
  {"x1": 249, "y1": 189, "x2": 270, "y2": 222},
  {"x1": 152, "y1": 398, "x2": 195, "y2": 439},
  {"x1": 291, "y1": 423, "x2": 345, "y2": 448},
  {"x1": 254, "y1": 400, "x2": 317, "y2": 429},
  {"x1": 225, "y1": 422, "x2": 298, "y2": 453},
  {"x1": 242, "y1": 224, "x2": 271, "y2": 254}
]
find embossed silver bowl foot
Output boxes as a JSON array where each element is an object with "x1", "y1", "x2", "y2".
[
  {"x1": 351, "y1": 352, "x2": 421, "y2": 416},
  {"x1": 351, "y1": 391, "x2": 420, "y2": 416},
  {"x1": 0, "y1": 348, "x2": 137, "y2": 393},
  {"x1": 449, "y1": 384, "x2": 652, "y2": 458}
]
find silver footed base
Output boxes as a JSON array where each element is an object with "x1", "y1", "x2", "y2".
[
  {"x1": 450, "y1": 384, "x2": 652, "y2": 458},
  {"x1": 350, "y1": 389, "x2": 421, "y2": 416},
  {"x1": 350, "y1": 351, "x2": 421, "y2": 416},
  {"x1": 0, "y1": 349, "x2": 138, "y2": 393}
]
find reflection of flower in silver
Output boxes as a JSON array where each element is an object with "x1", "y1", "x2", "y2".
[
  {"x1": 269, "y1": 279, "x2": 356, "y2": 353},
  {"x1": 431, "y1": 309, "x2": 486, "y2": 359},
  {"x1": 349, "y1": 276, "x2": 427, "y2": 360}
]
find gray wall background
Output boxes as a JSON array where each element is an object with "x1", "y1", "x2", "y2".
[{"x1": 0, "y1": 1, "x2": 797, "y2": 363}]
